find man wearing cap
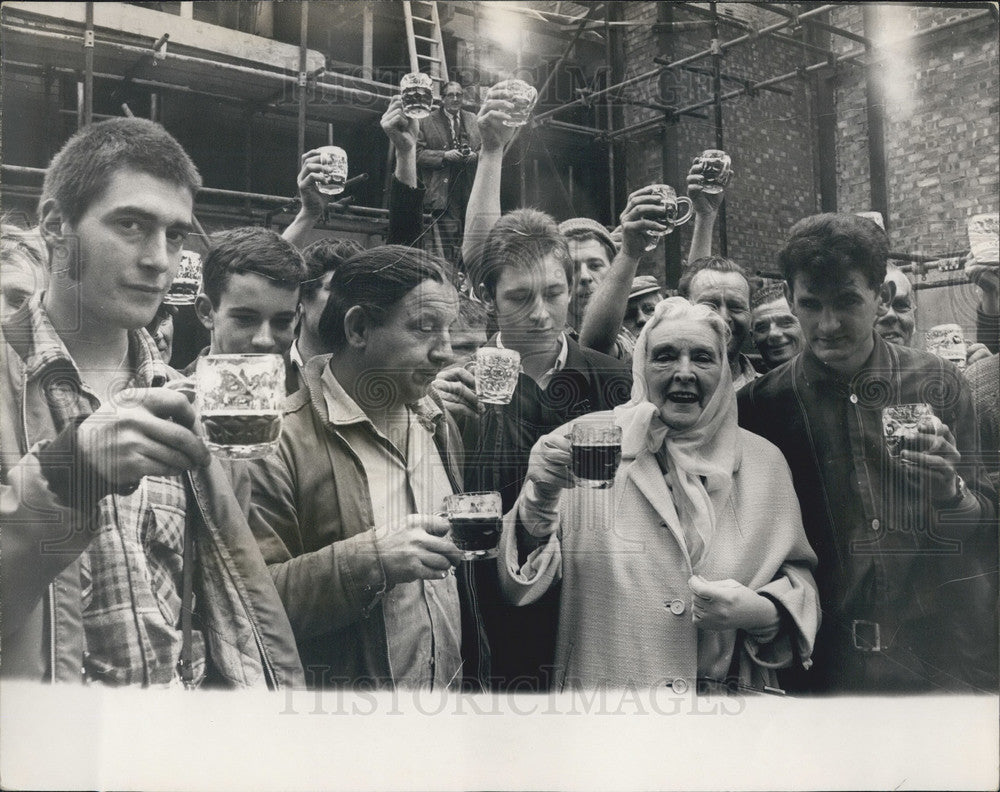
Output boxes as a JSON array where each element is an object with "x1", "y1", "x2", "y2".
[
  {"x1": 749, "y1": 282, "x2": 804, "y2": 371},
  {"x1": 578, "y1": 187, "x2": 676, "y2": 360},
  {"x1": 558, "y1": 217, "x2": 618, "y2": 334}
]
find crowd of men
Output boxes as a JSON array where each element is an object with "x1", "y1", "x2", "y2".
[{"x1": 1, "y1": 79, "x2": 996, "y2": 696}]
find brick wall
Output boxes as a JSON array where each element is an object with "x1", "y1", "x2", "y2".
[
  {"x1": 618, "y1": 3, "x2": 819, "y2": 281},
  {"x1": 615, "y1": 3, "x2": 998, "y2": 291},
  {"x1": 831, "y1": 5, "x2": 999, "y2": 257}
]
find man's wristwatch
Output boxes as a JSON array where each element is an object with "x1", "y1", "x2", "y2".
[{"x1": 939, "y1": 474, "x2": 968, "y2": 508}]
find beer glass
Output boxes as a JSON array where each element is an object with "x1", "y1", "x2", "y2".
[
  {"x1": 881, "y1": 403, "x2": 933, "y2": 458},
  {"x1": 644, "y1": 184, "x2": 694, "y2": 251},
  {"x1": 443, "y1": 491, "x2": 503, "y2": 560},
  {"x1": 925, "y1": 324, "x2": 967, "y2": 370},
  {"x1": 315, "y1": 146, "x2": 348, "y2": 196},
  {"x1": 491, "y1": 79, "x2": 538, "y2": 127},
  {"x1": 695, "y1": 149, "x2": 733, "y2": 195},
  {"x1": 473, "y1": 347, "x2": 521, "y2": 405},
  {"x1": 164, "y1": 249, "x2": 202, "y2": 305},
  {"x1": 195, "y1": 354, "x2": 285, "y2": 459},
  {"x1": 400, "y1": 72, "x2": 434, "y2": 119},
  {"x1": 570, "y1": 420, "x2": 622, "y2": 489},
  {"x1": 967, "y1": 213, "x2": 999, "y2": 263}
]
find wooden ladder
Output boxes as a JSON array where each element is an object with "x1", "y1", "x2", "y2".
[{"x1": 402, "y1": 0, "x2": 449, "y2": 96}]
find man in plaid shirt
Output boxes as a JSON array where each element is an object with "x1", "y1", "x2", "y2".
[{"x1": 1, "y1": 118, "x2": 303, "y2": 688}]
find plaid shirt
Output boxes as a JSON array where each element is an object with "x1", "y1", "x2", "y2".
[{"x1": 15, "y1": 297, "x2": 205, "y2": 686}]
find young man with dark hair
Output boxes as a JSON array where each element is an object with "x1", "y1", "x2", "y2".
[
  {"x1": 247, "y1": 245, "x2": 486, "y2": 690},
  {"x1": 434, "y1": 88, "x2": 632, "y2": 691},
  {"x1": 1, "y1": 117, "x2": 303, "y2": 688},
  {"x1": 290, "y1": 236, "x2": 364, "y2": 381},
  {"x1": 738, "y1": 212, "x2": 997, "y2": 694},
  {"x1": 192, "y1": 226, "x2": 304, "y2": 362}
]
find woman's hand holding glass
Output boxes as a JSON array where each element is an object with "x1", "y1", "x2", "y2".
[
  {"x1": 526, "y1": 432, "x2": 575, "y2": 498},
  {"x1": 517, "y1": 432, "x2": 575, "y2": 541},
  {"x1": 688, "y1": 574, "x2": 780, "y2": 634}
]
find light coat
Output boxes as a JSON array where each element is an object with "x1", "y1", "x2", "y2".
[{"x1": 499, "y1": 415, "x2": 820, "y2": 692}]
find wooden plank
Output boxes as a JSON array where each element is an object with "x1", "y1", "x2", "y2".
[{"x1": 3, "y1": 1, "x2": 325, "y2": 73}]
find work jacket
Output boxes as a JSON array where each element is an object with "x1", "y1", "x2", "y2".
[
  {"x1": 248, "y1": 354, "x2": 485, "y2": 689},
  {"x1": 0, "y1": 302, "x2": 304, "y2": 688}
]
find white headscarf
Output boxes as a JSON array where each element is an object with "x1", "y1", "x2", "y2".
[{"x1": 613, "y1": 297, "x2": 742, "y2": 567}]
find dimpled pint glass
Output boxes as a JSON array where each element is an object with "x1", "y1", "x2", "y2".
[
  {"x1": 492, "y1": 79, "x2": 538, "y2": 127},
  {"x1": 695, "y1": 149, "x2": 733, "y2": 195},
  {"x1": 315, "y1": 146, "x2": 348, "y2": 196},
  {"x1": 400, "y1": 72, "x2": 434, "y2": 119},
  {"x1": 474, "y1": 347, "x2": 521, "y2": 405},
  {"x1": 881, "y1": 403, "x2": 933, "y2": 458},
  {"x1": 643, "y1": 184, "x2": 693, "y2": 251},
  {"x1": 196, "y1": 354, "x2": 284, "y2": 460}
]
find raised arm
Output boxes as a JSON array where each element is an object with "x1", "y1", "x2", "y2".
[
  {"x1": 579, "y1": 186, "x2": 668, "y2": 355},
  {"x1": 381, "y1": 96, "x2": 426, "y2": 246},
  {"x1": 461, "y1": 88, "x2": 518, "y2": 272},
  {"x1": 686, "y1": 157, "x2": 730, "y2": 263},
  {"x1": 281, "y1": 148, "x2": 335, "y2": 249}
]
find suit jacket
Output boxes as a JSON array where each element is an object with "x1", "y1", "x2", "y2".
[{"x1": 416, "y1": 108, "x2": 481, "y2": 213}]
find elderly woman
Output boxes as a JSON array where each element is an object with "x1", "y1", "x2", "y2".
[{"x1": 499, "y1": 297, "x2": 820, "y2": 693}]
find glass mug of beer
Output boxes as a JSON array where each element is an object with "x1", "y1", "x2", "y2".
[
  {"x1": 164, "y1": 249, "x2": 202, "y2": 306},
  {"x1": 570, "y1": 420, "x2": 623, "y2": 489},
  {"x1": 644, "y1": 184, "x2": 694, "y2": 251},
  {"x1": 400, "y1": 72, "x2": 434, "y2": 119},
  {"x1": 881, "y1": 403, "x2": 933, "y2": 458},
  {"x1": 695, "y1": 149, "x2": 733, "y2": 195},
  {"x1": 472, "y1": 347, "x2": 521, "y2": 406},
  {"x1": 490, "y1": 79, "x2": 538, "y2": 127},
  {"x1": 442, "y1": 491, "x2": 503, "y2": 561},
  {"x1": 195, "y1": 353, "x2": 285, "y2": 459},
  {"x1": 315, "y1": 145, "x2": 348, "y2": 196},
  {"x1": 925, "y1": 324, "x2": 967, "y2": 370}
]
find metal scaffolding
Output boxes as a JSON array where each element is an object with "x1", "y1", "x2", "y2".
[
  {"x1": 526, "y1": 0, "x2": 996, "y2": 259},
  {"x1": 2, "y1": 1, "x2": 997, "y2": 235}
]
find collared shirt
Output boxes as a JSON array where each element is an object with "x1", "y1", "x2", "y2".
[
  {"x1": 732, "y1": 352, "x2": 761, "y2": 391},
  {"x1": 289, "y1": 338, "x2": 305, "y2": 371},
  {"x1": 319, "y1": 366, "x2": 462, "y2": 688},
  {"x1": 497, "y1": 331, "x2": 569, "y2": 391},
  {"x1": 738, "y1": 333, "x2": 995, "y2": 691},
  {"x1": 17, "y1": 297, "x2": 205, "y2": 686}
]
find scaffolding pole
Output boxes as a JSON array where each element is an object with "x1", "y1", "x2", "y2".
[
  {"x1": 605, "y1": 4, "x2": 616, "y2": 223},
  {"x1": 607, "y1": 41, "x2": 866, "y2": 142},
  {"x1": 709, "y1": 2, "x2": 727, "y2": 255},
  {"x1": 676, "y1": 2, "x2": 860, "y2": 65},
  {"x1": 2, "y1": 23, "x2": 320, "y2": 87},
  {"x1": 533, "y1": 3, "x2": 839, "y2": 123},
  {"x1": 757, "y1": 2, "x2": 872, "y2": 48},
  {"x1": 297, "y1": 1, "x2": 310, "y2": 162},
  {"x1": 534, "y1": 2, "x2": 602, "y2": 108},
  {"x1": 82, "y1": 1, "x2": 94, "y2": 127}
]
